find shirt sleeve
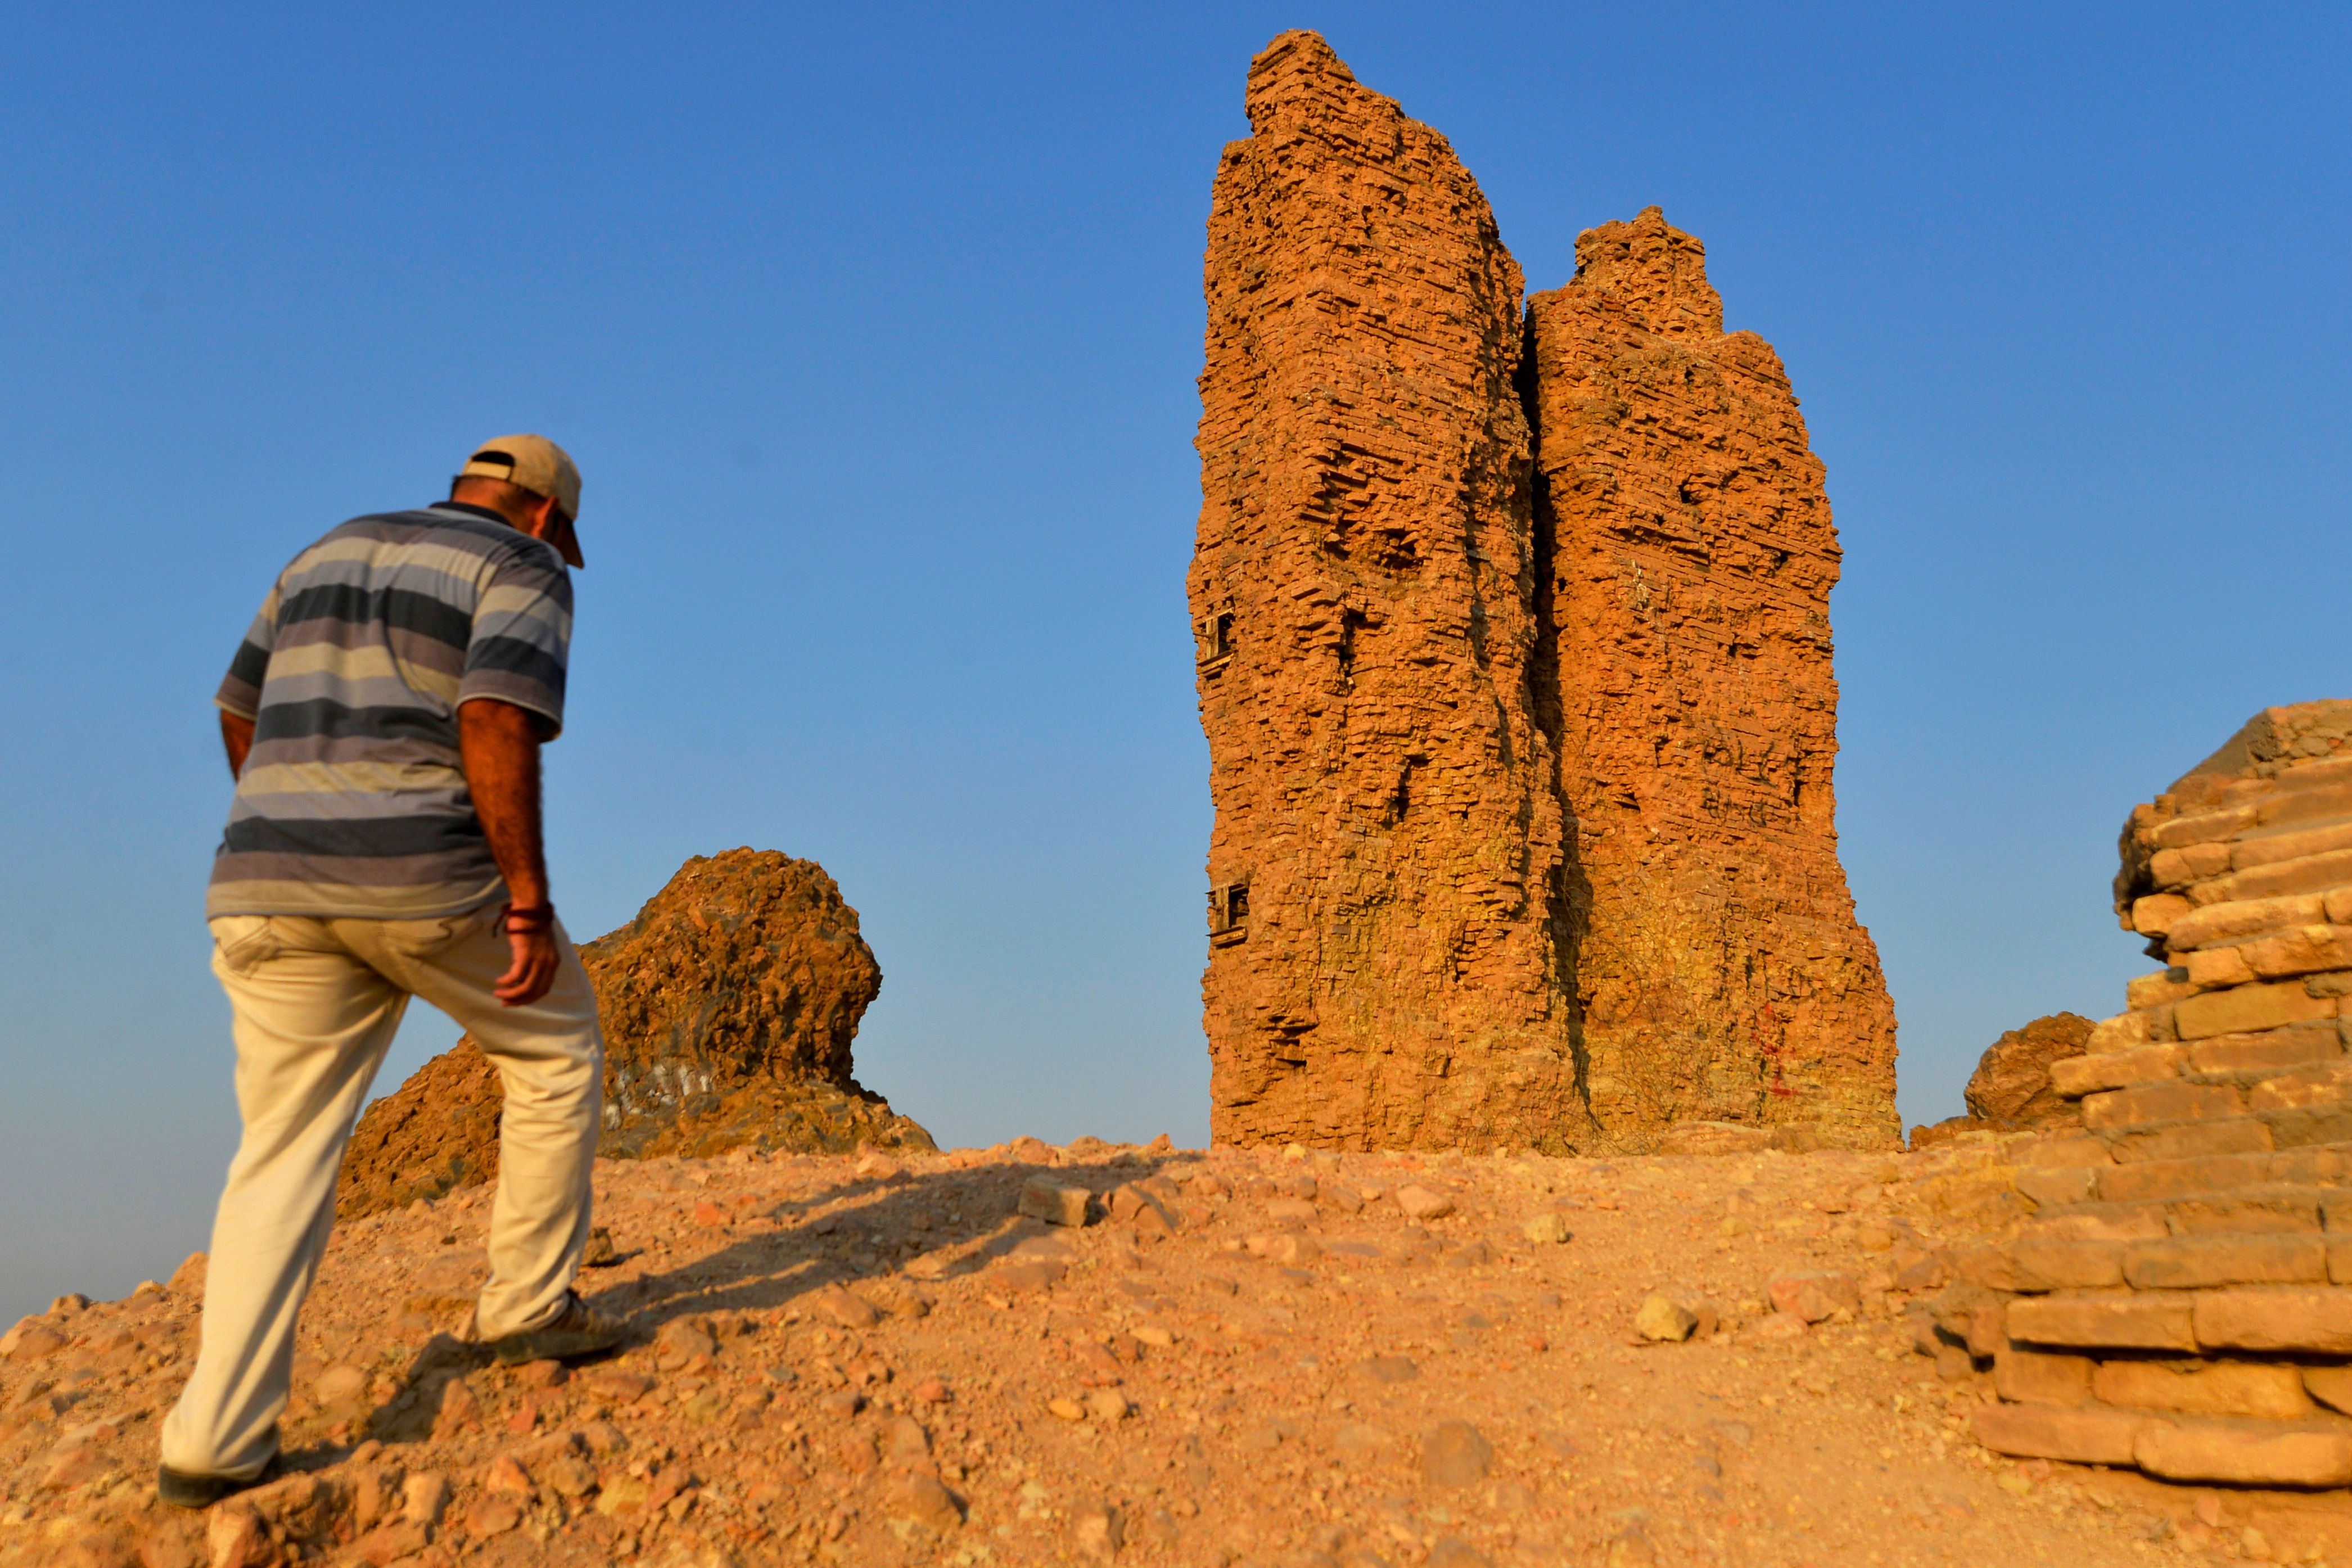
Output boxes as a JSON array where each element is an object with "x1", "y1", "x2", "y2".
[
  {"x1": 457, "y1": 541, "x2": 573, "y2": 737},
  {"x1": 216, "y1": 585, "x2": 281, "y2": 719}
]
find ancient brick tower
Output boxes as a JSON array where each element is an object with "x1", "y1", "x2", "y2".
[
  {"x1": 1190, "y1": 30, "x2": 1899, "y2": 1152},
  {"x1": 1189, "y1": 31, "x2": 1587, "y2": 1152}
]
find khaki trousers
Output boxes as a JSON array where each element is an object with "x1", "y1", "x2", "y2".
[{"x1": 161, "y1": 906, "x2": 604, "y2": 1479}]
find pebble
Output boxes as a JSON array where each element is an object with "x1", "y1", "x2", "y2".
[
  {"x1": 1018, "y1": 1180, "x2": 1093, "y2": 1228},
  {"x1": 1396, "y1": 1185, "x2": 1455, "y2": 1221},
  {"x1": 1422, "y1": 1420, "x2": 1494, "y2": 1486},
  {"x1": 1635, "y1": 1293, "x2": 1698, "y2": 1343}
]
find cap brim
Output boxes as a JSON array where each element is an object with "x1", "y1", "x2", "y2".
[{"x1": 554, "y1": 516, "x2": 584, "y2": 569}]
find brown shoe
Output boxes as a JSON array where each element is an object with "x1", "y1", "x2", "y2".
[{"x1": 488, "y1": 1291, "x2": 625, "y2": 1365}]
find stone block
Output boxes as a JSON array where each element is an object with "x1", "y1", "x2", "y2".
[
  {"x1": 2324, "y1": 1195, "x2": 2352, "y2": 1231},
  {"x1": 2086, "y1": 1011, "x2": 2151, "y2": 1054},
  {"x1": 2327, "y1": 1237, "x2": 2352, "y2": 1285},
  {"x1": 2167, "y1": 893, "x2": 2327, "y2": 953},
  {"x1": 2155, "y1": 807, "x2": 2261, "y2": 849},
  {"x1": 2006, "y1": 1290, "x2": 2196, "y2": 1352},
  {"x1": 2249, "y1": 1060, "x2": 2352, "y2": 1112},
  {"x1": 2261, "y1": 1106, "x2": 2352, "y2": 1149},
  {"x1": 2092, "y1": 1359, "x2": 2316, "y2": 1419},
  {"x1": 2014, "y1": 1166, "x2": 2098, "y2": 1208},
  {"x1": 2051, "y1": 1046, "x2": 2184, "y2": 1099},
  {"x1": 2011, "y1": 1237, "x2": 2125, "y2": 1291},
  {"x1": 1966, "y1": 1303, "x2": 2008, "y2": 1358},
  {"x1": 2186, "y1": 1025, "x2": 2342, "y2": 1076},
  {"x1": 2082, "y1": 1082, "x2": 2245, "y2": 1130},
  {"x1": 2184, "y1": 947, "x2": 2256, "y2": 988},
  {"x1": 2121, "y1": 1235, "x2": 2326, "y2": 1290},
  {"x1": 2096, "y1": 1150, "x2": 2273, "y2": 1203},
  {"x1": 2134, "y1": 1418, "x2": 2352, "y2": 1488},
  {"x1": 2106, "y1": 1118, "x2": 2273, "y2": 1162},
  {"x1": 1954, "y1": 1245, "x2": 2024, "y2": 1292},
  {"x1": 1993, "y1": 1346, "x2": 2092, "y2": 1407},
  {"x1": 2193, "y1": 1287, "x2": 2352, "y2": 1354},
  {"x1": 2331, "y1": 888, "x2": 2352, "y2": 926},
  {"x1": 2168, "y1": 1187, "x2": 2324, "y2": 1234},
  {"x1": 1970, "y1": 1402, "x2": 2142, "y2": 1465},
  {"x1": 2127, "y1": 970, "x2": 2200, "y2": 1010},
  {"x1": 2264, "y1": 783, "x2": 2352, "y2": 828},
  {"x1": 2174, "y1": 981, "x2": 2337, "y2": 1042},
  {"x1": 2020, "y1": 1135, "x2": 2114, "y2": 1168},
  {"x1": 2231, "y1": 847, "x2": 2352, "y2": 903},
  {"x1": 2151, "y1": 843, "x2": 2233, "y2": 888},
  {"x1": 2133, "y1": 894, "x2": 2196, "y2": 938},
  {"x1": 2236, "y1": 821, "x2": 2352, "y2": 873},
  {"x1": 2312, "y1": 970, "x2": 2352, "y2": 996},
  {"x1": 2024, "y1": 1202, "x2": 2169, "y2": 1242},
  {"x1": 2245, "y1": 926, "x2": 2352, "y2": 980}
]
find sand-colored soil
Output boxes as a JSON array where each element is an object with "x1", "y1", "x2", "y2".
[{"x1": 1, "y1": 1136, "x2": 2318, "y2": 1565}]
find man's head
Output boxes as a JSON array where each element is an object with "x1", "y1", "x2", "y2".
[{"x1": 449, "y1": 435, "x2": 585, "y2": 567}]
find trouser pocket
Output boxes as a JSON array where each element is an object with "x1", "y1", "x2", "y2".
[{"x1": 209, "y1": 916, "x2": 281, "y2": 977}]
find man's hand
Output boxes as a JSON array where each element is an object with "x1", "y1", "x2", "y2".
[
  {"x1": 459, "y1": 698, "x2": 558, "y2": 1007},
  {"x1": 495, "y1": 916, "x2": 562, "y2": 1006}
]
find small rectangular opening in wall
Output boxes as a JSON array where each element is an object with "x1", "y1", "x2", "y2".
[
  {"x1": 1208, "y1": 879, "x2": 1249, "y2": 946},
  {"x1": 1196, "y1": 608, "x2": 1235, "y2": 674}
]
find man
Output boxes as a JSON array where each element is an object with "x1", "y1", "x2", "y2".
[{"x1": 160, "y1": 436, "x2": 622, "y2": 1508}]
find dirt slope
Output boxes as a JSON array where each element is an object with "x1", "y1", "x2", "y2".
[{"x1": 6, "y1": 1134, "x2": 2311, "y2": 1566}]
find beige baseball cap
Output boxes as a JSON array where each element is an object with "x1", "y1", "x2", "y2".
[{"x1": 458, "y1": 434, "x2": 585, "y2": 567}]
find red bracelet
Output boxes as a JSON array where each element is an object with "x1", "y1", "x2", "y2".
[{"x1": 502, "y1": 903, "x2": 556, "y2": 932}]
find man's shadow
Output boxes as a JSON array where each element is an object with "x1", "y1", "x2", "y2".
[{"x1": 358, "y1": 1151, "x2": 1192, "y2": 1447}]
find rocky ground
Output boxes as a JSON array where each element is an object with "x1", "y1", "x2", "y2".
[{"x1": 3, "y1": 1134, "x2": 2334, "y2": 1567}]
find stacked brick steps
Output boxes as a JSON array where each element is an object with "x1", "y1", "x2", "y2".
[{"x1": 1967, "y1": 703, "x2": 2352, "y2": 1489}]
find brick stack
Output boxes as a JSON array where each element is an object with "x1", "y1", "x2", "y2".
[{"x1": 1969, "y1": 701, "x2": 2352, "y2": 1486}]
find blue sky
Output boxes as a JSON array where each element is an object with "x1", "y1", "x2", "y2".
[{"x1": 2, "y1": 2, "x2": 2345, "y2": 1322}]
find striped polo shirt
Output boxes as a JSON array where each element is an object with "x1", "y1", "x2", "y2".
[{"x1": 207, "y1": 503, "x2": 572, "y2": 919}]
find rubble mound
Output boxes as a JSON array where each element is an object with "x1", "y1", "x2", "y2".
[
  {"x1": 1965, "y1": 1013, "x2": 2094, "y2": 1127},
  {"x1": 1189, "y1": 31, "x2": 1897, "y2": 1153},
  {"x1": 337, "y1": 849, "x2": 932, "y2": 1219},
  {"x1": 1957, "y1": 702, "x2": 2352, "y2": 1492}
]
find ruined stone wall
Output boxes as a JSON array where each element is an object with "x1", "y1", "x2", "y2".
[
  {"x1": 1525, "y1": 209, "x2": 1899, "y2": 1147},
  {"x1": 1191, "y1": 33, "x2": 1897, "y2": 1152},
  {"x1": 1963, "y1": 702, "x2": 2352, "y2": 1489},
  {"x1": 1189, "y1": 31, "x2": 1586, "y2": 1151}
]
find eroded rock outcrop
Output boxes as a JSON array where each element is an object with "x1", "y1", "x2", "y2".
[
  {"x1": 1527, "y1": 210, "x2": 1899, "y2": 1147},
  {"x1": 1190, "y1": 32, "x2": 1895, "y2": 1151},
  {"x1": 337, "y1": 849, "x2": 932, "y2": 1219},
  {"x1": 1965, "y1": 1013, "x2": 2093, "y2": 1128},
  {"x1": 1189, "y1": 30, "x2": 1584, "y2": 1151}
]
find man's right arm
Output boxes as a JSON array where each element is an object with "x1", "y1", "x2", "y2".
[{"x1": 459, "y1": 697, "x2": 561, "y2": 1007}]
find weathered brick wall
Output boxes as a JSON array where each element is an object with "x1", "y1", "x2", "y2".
[
  {"x1": 1965, "y1": 702, "x2": 2352, "y2": 1488},
  {"x1": 1525, "y1": 210, "x2": 1899, "y2": 1149}
]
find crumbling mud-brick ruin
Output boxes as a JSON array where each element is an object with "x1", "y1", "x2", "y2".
[
  {"x1": 1190, "y1": 30, "x2": 1898, "y2": 1153},
  {"x1": 337, "y1": 848, "x2": 932, "y2": 1219},
  {"x1": 1965, "y1": 701, "x2": 2352, "y2": 1489}
]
